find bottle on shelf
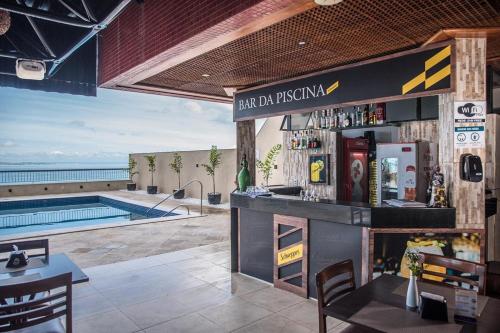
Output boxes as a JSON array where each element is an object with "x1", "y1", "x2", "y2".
[
  {"x1": 369, "y1": 103, "x2": 376, "y2": 125},
  {"x1": 363, "y1": 104, "x2": 369, "y2": 126},
  {"x1": 376, "y1": 103, "x2": 386, "y2": 125},
  {"x1": 355, "y1": 106, "x2": 363, "y2": 126},
  {"x1": 302, "y1": 131, "x2": 307, "y2": 149}
]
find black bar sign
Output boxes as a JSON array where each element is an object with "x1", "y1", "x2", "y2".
[{"x1": 233, "y1": 43, "x2": 452, "y2": 121}]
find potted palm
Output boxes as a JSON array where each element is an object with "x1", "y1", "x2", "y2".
[
  {"x1": 169, "y1": 152, "x2": 184, "y2": 199},
  {"x1": 145, "y1": 155, "x2": 157, "y2": 194},
  {"x1": 256, "y1": 144, "x2": 282, "y2": 187},
  {"x1": 127, "y1": 156, "x2": 139, "y2": 191},
  {"x1": 202, "y1": 145, "x2": 222, "y2": 205}
]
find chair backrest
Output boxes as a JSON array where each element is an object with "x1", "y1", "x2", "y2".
[
  {"x1": 316, "y1": 259, "x2": 356, "y2": 308},
  {"x1": 0, "y1": 272, "x2": 72, "y2": 333},
  {"x1": 0, "y1": 239, "x2": 49, "y2": 262},
  {"x1": 420, "y1": 253, "x2": 486, "y2": 295}
]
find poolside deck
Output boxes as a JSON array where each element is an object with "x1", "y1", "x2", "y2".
[{"x1": 2, "y1": 190, "x2": 230, "y2": 268}]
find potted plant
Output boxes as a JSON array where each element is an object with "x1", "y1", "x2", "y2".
[
  {"x1": 169, "y1": 152, "x2": 184, "y2": 199},
  {"x1": 202, "y1": 145, "x2": 222, "y2": 205},
  {"x1": 127, "y1": 156, "x2": 139, "y2": 191},
  {"x1": 144, "y1": 155, "x2": 157, "y2": 194},
  {"x1": 256, "y1": 144, "x2": 282, "y2": 187}
]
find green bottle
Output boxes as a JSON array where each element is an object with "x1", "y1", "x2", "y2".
[{"x1": 238, "y1": 154, "x2": 251, "y2": 192}]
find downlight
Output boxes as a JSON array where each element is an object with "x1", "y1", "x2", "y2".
[{"x1": 314, "y1": 0, "x2": 343, "y2": 5}]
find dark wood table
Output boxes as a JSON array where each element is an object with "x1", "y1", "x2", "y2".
[
  {"x1": 326, "y1": 274, "x2": 499, "y2": 333},
  {"x1": 0, "y1": 253, "x2": 89, "y2": 285}
]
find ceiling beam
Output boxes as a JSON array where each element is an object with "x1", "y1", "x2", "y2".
[
  {"x1": 423, "y1": 27, "x2": 500, "y2": 46},
  {"x1": 116, "y1": 84, "x2": 233, "y2": 104},
  {"x1": 57, "y1": 0, "x2": 91, "y2": 22},
  {"x1": 0, "y1": 2, "x2": 95, "y2": 28}
]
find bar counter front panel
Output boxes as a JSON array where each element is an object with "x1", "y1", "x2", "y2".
[{"x1": 231, "y1": 193, "x2": 456, "y2": 299}]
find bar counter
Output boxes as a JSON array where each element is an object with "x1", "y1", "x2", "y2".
[{"x1": 230, "y1": 192, "x2": 456, "y2": 298}]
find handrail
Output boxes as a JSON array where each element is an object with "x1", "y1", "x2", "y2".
[
  {"x1": 162, "y1": 204, "x2": 190, "y2": 217},
  {"x1": 145, "y1": 179, "x2": 203, "y2": 216}
]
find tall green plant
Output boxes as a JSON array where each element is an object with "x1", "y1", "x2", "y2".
[
  {"x1": 144, "y1": 155, "x2": 156, "y2": 186},
  {"x1": 128, "y1": 156, "x2": 139, "y2": 183},
  {"x1": 202, "y1": 145, "x2": 222, "y2": 194},
  {"x1": 169, "y1": 152, "x2": 183, "y2": 189},
  {"x1": 256, "y1": 144, "x2": 282, "y2": 186}
]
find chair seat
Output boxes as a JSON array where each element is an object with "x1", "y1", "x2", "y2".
[{"x1": 11, "y1": 318, "x2": 65, "y2": 333}]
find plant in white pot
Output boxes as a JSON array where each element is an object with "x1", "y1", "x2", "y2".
[
  {"x1": 202, "y1": 145, "x2": 222, "y2": 205},
  {"x1": 404, "y1": 248, "x2": 423, "y2": 310},
  {"x1": 169, "y1": 152, "x2": 184, "y2": 199},
  {"x1": 256, "y1": 143, "x2": 282, "y2": 187},
  {"x1": 127, "y1": 156, "x2": 139, "y2": 191},
  {"x1": 144, "y1": 155, "x2": 157, "y2": 194}
]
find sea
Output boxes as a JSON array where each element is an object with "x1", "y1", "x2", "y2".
[{"x1": 0, "y1": 162, "x2": 129, "y2": 184}]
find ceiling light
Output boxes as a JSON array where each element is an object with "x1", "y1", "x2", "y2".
[
  {"x1": 314, "y1": 0, "x2": 343, "y2": 5},
  {"x1": 298, "y1": 41, "x2": 307, "y2": 46},
  {"x1": 201, "y1": 73, "x2": 210, "y2": 77},
  {"x1": 0, "y1": 10, "x2": 11, "y2": 36}
]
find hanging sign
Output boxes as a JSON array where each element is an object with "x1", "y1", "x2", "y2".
[
  {"x1": 454, "y1": 101, "x2": 486, "y2": 149},
  {"x1": 234, "y1": 43, "x2": 453, "y2": 121}
]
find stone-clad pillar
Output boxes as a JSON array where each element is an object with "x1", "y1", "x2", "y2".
[
  {"x1": 236, "y1": 120, "x2": 256, "y2": 186},
  {"x1": 439, "y1": 38, "x2": 487, "y2": 229}
]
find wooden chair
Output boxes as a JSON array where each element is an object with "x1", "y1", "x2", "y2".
[
  {"x1": 0, "y1": 272, "x2": 72, "y2": 333},
  {"x1": 419, "y1": 253, "x2": 486, "y2": 295},
  {"x1": 0, "y1": 239, "x2": 49, "y2": 262},
  {"x1": 316, "y1": 259, "x2": 370, "y2": 333}
]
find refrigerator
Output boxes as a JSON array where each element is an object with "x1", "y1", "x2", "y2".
[
  {"x1": 341, "y1": 138, "x2": 369, "y2": 203},
  {"x1": 376, "y1": 142, "x2": 438, "y2": 204}
]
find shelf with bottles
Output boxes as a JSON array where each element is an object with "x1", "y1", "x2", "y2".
[
  {"x1": 310, "y1": 103, "x2": 394, "y2": 132},
  {"x1": 287, "y1": 129, "x2": 322, "y2": 151}
]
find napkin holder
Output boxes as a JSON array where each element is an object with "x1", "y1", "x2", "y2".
[
  {"x1": 419, "y1": 292, "x2": 448, "y2": 322},
  {"x1": 6, "y1": 245, "x2": 29, "y2": 268}
]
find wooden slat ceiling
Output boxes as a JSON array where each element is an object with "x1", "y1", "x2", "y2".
[{"x1": 137, "y1": 0, "x2": 500, "y2": 98}]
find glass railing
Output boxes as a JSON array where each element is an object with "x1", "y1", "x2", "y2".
[{"x1": 0, "y1": 168, "x2": 130, "y2": 184}]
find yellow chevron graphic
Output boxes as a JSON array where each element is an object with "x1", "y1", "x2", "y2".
[
  {"x1": 326, "y1": 81, "x2": 339, "y2": 95},
  {"x1": 402, "y1": 46, "x2": 451, "y2": 95}
]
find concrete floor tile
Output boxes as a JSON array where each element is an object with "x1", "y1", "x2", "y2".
[
  {"x1": 119, "y1": 295, "x2": 192, "y2": 329},
  {"x1": 278, "y1": 300, "x2": 343, "y2": 333},
  {"x1": 74, "y1": 309, "x2": 140, "y2": 333},
  {"x1": 73, "y1": 292, "x2": 116, "y2": 321},
  {"x1": 198, "y1": 297, "x2": 272, "y2": 332},
  {"x1": 234, "y1": 314, "x2": 313, "y2": 333},
  {"x1": 211, "y1": 273, "x2": 270, "y2": 296},
  {"x1": 240, "y1": 286, "x2": 306, "y2": 312},
  {"x1": 144, "y1": 313, "x2": 223, "y2": 333}
]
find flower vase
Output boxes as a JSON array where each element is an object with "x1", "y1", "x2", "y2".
[{"x1": 406, "y1": 273, "x2": 419, "y2": 310}]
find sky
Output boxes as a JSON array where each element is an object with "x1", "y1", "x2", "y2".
[{"x1": 0, "y1": 87, "x2": 238, "y2": 166}]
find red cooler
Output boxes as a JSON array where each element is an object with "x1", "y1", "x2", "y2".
[{"x1": 341, "y1": 138, "x2": 369, "y2": 203}]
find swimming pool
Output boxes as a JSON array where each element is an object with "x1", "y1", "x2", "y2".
[{"x1": 0, "y1": 196, "x2": 176, "y2": 236}]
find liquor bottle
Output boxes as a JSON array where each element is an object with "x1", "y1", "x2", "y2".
[
  {"x1": 302, "y1": 131, "x2": 307, "y2": 149},
  {"x1": 345, "y1": 110, "x2": 352, "y2": 127},
  {"x1": 369, "y1": 104, "x2": 376, "y2": 125},
  {"x1": 376, "y1": 103, "x2": 386, "y2": 125},
  {"x1": 356, "y1": 106, "x2": 363, "y2": 126},
  {"x1": 321, "y1": 110, "x2": 326, "y2": 129},
  {"x1": 338, "y1": 109, "x2": 344, "y2": 128},
  {"x1": 291, "y1": 133, "x2": 296, "y2": 150},
  {"x1": 363, "y1": 104, "x2": 369, "y2": 125}
]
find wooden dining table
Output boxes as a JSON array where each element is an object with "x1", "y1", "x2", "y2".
[
  {"x1": 326, "y1": 274, "x2": 499, "y2": 333},
  {"x1": 0, "y1": 253, "x2": 88, "y2": 286}
]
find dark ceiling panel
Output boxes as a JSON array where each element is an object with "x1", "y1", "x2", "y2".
[{"x1": 139, "y1": 0, "x2": 500, "y2": 98}]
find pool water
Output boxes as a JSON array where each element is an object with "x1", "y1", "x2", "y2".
[{"x1": 0, "y1": 196, "x2": 175, "y2": 236}]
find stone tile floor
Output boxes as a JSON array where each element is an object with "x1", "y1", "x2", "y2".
[
  {"x1": 19, "y1": 191, "x2": 231, "y2": 268},
  {"x1": 73, "y1": 241, "x2": 351, "y2": 333}
]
